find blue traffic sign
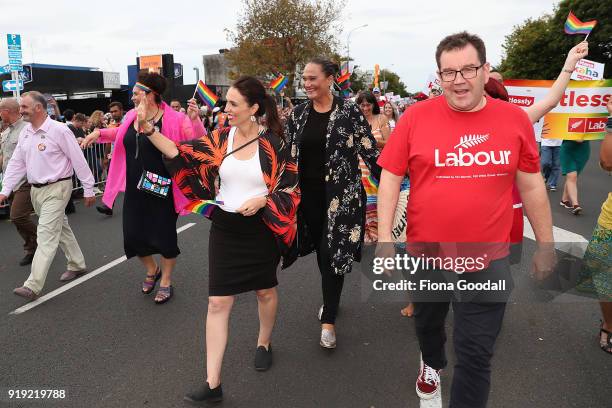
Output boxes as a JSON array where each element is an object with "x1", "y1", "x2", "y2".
[
  {"x1": 8, "y1": 50, "x2": 22, "y2": 58},
  {"x1": 0, "y1": 65, "x2": 9, "y2": 74},
  {"x1": 7, "y1": 34, "x2": 21, "y2": 48},
  {"x1": 2, "y1": 79, "x2": 24, "y2": 92}
]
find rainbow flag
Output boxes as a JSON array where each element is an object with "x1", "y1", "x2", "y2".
[
  {"x1": 270, "y1": 74, "x2": 288, "y2": 94},
  {"x1": 337, "y1": 72, "x2": 351, "y2": 90},
  {"x1": 184, "y1": 199, "x2": 224, "y2": 218},
  {"x1": 340, "y1": 61, "x2": 350, "y2": 77},
  {"x1": 564, "y1": 11, "x2": 597, "y2": 35},
  {"x1": 195, "y1": 80, "x2": 218, "y2": 109}
]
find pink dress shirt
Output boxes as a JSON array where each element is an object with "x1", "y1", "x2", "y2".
[
  {"x1": 1, "y1": 116, "x2": 95, "y2": 197},
  {"x1": 98, "y1": 102, "x2": 205, "y2": 214}
]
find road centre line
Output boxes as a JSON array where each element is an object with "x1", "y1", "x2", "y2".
[{"x1": 9, "y1": 222, "x2": 197, "y2": 316}]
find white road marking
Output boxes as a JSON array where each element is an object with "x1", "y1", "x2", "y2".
[
  {"x1": 9, "y1": 222, "x2": 197, "y2": 315},
  {"x1": 522, "y1": 216, "x2": 588, "y2": 257}
]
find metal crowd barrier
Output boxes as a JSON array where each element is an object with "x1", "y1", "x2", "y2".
[{"x1": 72, "y1": 142, "x2": 112, "y2": 196}]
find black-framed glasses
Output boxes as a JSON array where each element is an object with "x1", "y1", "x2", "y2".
[{"x1": 439, "y1": 65, "x2": 483, "y2": 82}]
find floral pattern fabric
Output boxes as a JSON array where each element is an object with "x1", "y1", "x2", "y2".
[
  {"x1": 285, "y1": 96, "x2": 381, "y2": 275},
  {"x1": 163, "y1": 127, "x2": 300, "y2": 264}
]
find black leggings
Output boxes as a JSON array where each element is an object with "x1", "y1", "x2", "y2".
[{"x1": 300, "y1": 179, "x2": 344, "y2": 324}]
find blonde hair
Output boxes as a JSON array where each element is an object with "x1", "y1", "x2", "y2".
[{"x1": 89, "y1": 110, "x2": 105, "y2": 128}]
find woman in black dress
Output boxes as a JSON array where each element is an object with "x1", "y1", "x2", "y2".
[
  {"x1": 144, "y1": 77, "x2": 299, "y2": 403},
  {"x1": 81, "y1": 72, "x2": 205, "y2": 303}
]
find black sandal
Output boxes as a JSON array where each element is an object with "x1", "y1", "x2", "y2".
[
  {"x1": 142, "y1": 267, "x2": 161, "y2": 294},
  {"x1": 600, "y1": 322, "x2": 612, "y2": 355}
]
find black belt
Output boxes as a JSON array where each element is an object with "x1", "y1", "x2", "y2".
[{"x1": 31, "y1": 176, "x2": 72, "y2": 189}]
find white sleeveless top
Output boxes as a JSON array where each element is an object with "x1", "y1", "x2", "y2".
[{"x1": 216, "y1": 127, "x2": 268, "y2": 213}]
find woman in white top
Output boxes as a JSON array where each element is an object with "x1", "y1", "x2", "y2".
[{"x1": 143, "y1": 76, "x2": 299, "y2": 404}]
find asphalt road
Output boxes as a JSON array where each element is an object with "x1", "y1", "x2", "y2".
[{"x1": 0, "y1": 141, "x2": 610, "y2": 408}]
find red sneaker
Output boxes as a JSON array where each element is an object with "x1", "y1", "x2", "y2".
[{"x1": 416, "y1": 357, "x2": 441, "y2": 400}]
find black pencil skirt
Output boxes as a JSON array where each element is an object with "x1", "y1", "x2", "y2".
[{"x1": 208, "y1": 208, "x2": 280, "y2": 296}]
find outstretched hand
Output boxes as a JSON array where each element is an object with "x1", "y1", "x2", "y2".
[
  {"x1": 564, "y1": 41, "x2": 588, "y2": 70},
  {"x1": 187, "y1": 98, "x2": 199, "y2": 121}
]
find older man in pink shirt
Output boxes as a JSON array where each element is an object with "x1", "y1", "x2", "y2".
[{"x1": 0, "y1": 91, "x2": 96, "y2": 300}]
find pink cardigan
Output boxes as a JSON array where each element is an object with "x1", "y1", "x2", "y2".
[{"x1": 98, "y1": 102, "x2": 205, "y2": 214}]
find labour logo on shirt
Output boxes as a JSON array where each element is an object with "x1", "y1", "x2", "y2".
[{"x1": 434, "y1": 134, "x2": 511, "y2": 167}]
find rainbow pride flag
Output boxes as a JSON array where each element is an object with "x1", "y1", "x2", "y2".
[
  {"x1": 195, "y1": 80, "x2": 218, "y2": 109},
  {"x1": 270, "y1": 74, "x2": 288, "y2": 94},
  {"x1": 564, "y1": 11, "x2": 597, "y2": 35},
  {"x1": 184, "y1": 199, "x2": 224, "y2": 218},
  {"x1": 337, "y1": 72, "x2": 351, "y2": 90}
]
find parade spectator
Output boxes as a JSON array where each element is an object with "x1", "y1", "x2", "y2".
[
  {"x1": 0, "y1": 91, "x2": 96, "y2": 300},
  {"x1": 356, "y1": 91, "x2": 390, "y2": 243},
  {"x1": 81, "y1": 72, "x2": 205, "y2": 304},
  {"x1": 170, "y1": 99, "x2": 182, "y2": 112},
  {"x1": 285, "y1": 57, "x2": 381, "y2": 349},
  {"x1": 63, "y1": 109, "x2": 75, "y2": 125},
  {"x1": 377, "y1": 32, "x2": 554, "y2": 406},
  {"x1": 382, "y1": 101, "x2": 399, "y2": 131},
  {"x1": 0, "y1": 98, "x2": 37, "y2": 266},
  {"x1": 489, "y1": 70, "x2": 503, "y2": 84}
]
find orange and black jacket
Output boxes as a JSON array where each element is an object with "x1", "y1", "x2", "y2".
[{"x1": 164, "y1": 127, "x2": 300, "y2": 267}]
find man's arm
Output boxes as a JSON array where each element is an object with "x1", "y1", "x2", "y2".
[
  {"x1": 377, "y1": 169, "x2": 404, "y2": 242},
  {"x1": 515, "y1": 170, "x2": 553, "y2": 242}
]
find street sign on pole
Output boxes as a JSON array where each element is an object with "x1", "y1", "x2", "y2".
[
  {"x1": 2, "y1": 79, "x2": 24, "y2": 92},
  {"x1": 7, "y1": 34, "x2": 23, "y2": 98}
]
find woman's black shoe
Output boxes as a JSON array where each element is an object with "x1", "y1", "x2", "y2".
[
  {"x1": 184, "y1": 382, "x2": 222, "y2": 405},
  {"x1": 254, "y1": 344, "x2": 272, "y2": 371}
]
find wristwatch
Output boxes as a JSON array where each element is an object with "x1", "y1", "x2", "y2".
[{"x1": 141, "y1": 125, "x2": 157, "y2": 136}]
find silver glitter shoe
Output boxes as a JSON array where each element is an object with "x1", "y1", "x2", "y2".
[{"x1": 320, "y1": 328, "x2": 336, "y2": 349}]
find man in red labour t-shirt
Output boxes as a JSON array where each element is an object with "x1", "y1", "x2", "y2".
[{"x1": 377, "y1": 32, "x2": 555, "y2": 408}]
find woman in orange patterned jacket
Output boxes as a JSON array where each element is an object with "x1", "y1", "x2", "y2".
[{"x1": 143, "y1": 77, "x2": 299, "y2": 404}]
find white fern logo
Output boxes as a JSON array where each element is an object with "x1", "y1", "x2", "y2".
[{"x1": 454, "y1": 134, "x2": 489, "y2": 150}]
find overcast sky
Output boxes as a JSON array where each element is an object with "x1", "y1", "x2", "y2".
[{"x1": 0, "y1": 0, "x2": 557, "y2": 92}]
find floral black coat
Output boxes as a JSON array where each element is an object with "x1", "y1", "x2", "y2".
[{"x1": 285, "y1": 96, "x2": 381, "y2": 275}]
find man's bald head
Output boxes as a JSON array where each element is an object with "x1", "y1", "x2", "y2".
[
  {"x1": 0, "y1": 98, "x2": 20, "y2": 112},
  {"x1": 0, "y1": 98, "x2": 21, "y2": 124}
]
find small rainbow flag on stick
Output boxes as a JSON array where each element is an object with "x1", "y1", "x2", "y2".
[
  {"x1": 184, "y1": 199, "x2": 224, "y2": 218},
  {"x1": 564, "y1": 11, "x2": 597, "y2": 38},
  {"x1": 193, "y1": 80, "x2": 218, "y2": 109},
  {"x1": 270, "y1": 74, "x2": 288, "y2": 94}
]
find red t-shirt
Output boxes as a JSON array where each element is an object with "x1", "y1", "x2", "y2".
[{"x1": 378, "y1": 96, "x2": 539, "y2": 264}]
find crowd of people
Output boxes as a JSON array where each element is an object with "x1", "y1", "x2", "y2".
[{"x1": 0, "y1": 30, "x2": 610, "y2": 408}]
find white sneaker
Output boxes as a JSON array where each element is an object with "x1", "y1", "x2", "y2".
[
  {"x1": 93, "y1": 187, "x2": 103, "y2": 195},
  {"x1": 320, "y1": 328, "x2": 336, "y2": 349}
]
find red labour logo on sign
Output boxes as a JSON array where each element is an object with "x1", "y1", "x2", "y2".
[
  {"x1": 568, "y1": 117, "x2": 607, "y2": 133},
  {"x1": 567, "y1": 118, "x2": 586, "y2": 133}
]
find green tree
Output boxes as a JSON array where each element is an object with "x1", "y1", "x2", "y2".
[
  {"x1": 379, "y1": 69, "x2": 408, "y2": 97},
  {"x1": 225, "y1": 0, "x2": 342, "y2": 95},
  {"x1": 499, "y1": 0, "x2": 612, "y2": 79}
]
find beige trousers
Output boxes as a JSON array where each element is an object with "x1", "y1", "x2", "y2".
[{"x1": 24, "y1": 179, "x2": 86, "y2": 294}]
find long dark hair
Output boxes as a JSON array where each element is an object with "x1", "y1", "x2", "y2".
[
  {"x1": 232, "y1": 76, "x2": 283, "y2": 139},
  {"x1": 356, "y1": 91, "x2": 381, "y2": 115}
]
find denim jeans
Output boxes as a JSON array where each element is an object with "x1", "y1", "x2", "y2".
[{"x1": 540, "y1": 145, "x2": 561, "y2": 188}]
